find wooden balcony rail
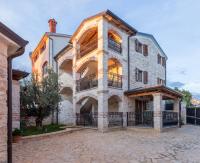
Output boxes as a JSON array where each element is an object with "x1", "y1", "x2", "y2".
[
  {"x1": 77, "y1": 40, "x2": 98, "y2": 59},
  {"x1": 76, "y1": 74, "x2": 98, "y2": 92},
  {"x1": 108, "y1": 72, "x2": 122, "y2": 88},
  {"x1": 162, "y1": 111, "x2": 178, "y2": 127},
  {"x1": 108, "y1": 38, "x2": 122, "y2": 53}
]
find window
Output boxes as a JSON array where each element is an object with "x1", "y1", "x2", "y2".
[
  {"x1": 157, "y1": 78, "x2": 165, "y2": 85},
  {"x1": 135, "y1": 68, "x2": 143, "y2": 82},
  {"x1": 42, "y1": 62, "x2": 48, "y2": 76},
  {"x1": 143, "y1": 71, "x2": 148, "y2": 84},
  {"x1": 135, "y1": 39, "x2": 148, "y2": 56},
  {"x1": 135, "y1": 39, "x2": 142, "y2": 53},
  {"x1": 157, "y1": 54, "x2": 162, "y2": 64}
]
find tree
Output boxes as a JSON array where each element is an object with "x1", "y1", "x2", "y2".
[
  {"x1": 175, "y1": 87, "x2": 192, "y2": 107},
  {"x1": 20, "y1": 69, "x2": 61, "y2": 128}
]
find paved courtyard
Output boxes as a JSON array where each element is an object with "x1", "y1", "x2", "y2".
[{"x1": 13, "y1": 125, "x2": 200, "y2": 163}]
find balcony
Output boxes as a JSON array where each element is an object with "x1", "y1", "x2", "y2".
[
  {"x1": 108, "y1": 38, "x2": 122, "y2": 53},
  {"x1": 108, "y1": 72, "x2": 122, "y2": 88},
  {"x1": 76, "y1": 74, "x2": 98, "y2": 92},
  {"x1": 77, "y1": 40, "x2": 98, "y2": 59}
]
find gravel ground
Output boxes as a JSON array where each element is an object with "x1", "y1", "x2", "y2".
[{"x1": 13, "y1": 125, "x2": 200, "y2": 163}]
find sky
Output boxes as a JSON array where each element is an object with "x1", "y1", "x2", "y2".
[{"x1": 0, "y1": 0, "x2": 200, "y2": 98}]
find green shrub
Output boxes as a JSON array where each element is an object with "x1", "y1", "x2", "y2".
[{"x1": 12, "y1": 129, "x2": 21, "y2": 136}]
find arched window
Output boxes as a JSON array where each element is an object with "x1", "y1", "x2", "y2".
[
  {"x1": 42, "y1": 61, "x2": 48, "y2": 77},
  {"x1": 108, "y1": 30, "x2": 122, "y2": 53}
]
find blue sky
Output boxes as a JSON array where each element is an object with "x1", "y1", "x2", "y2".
[{"x1": 1, "y1": 0, "x2": 200, "y2": 98}]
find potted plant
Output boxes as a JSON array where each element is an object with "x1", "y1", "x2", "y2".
[{"x1": 12, "y1": 129, "x2": 22, "y2": 143}]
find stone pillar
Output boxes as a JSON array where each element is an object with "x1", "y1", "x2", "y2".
[
  {"x1": 181, "y1": 102, "x2": 187, "y2": 125},
  {"x1": 0, "y1": 42, "x2": 8, "y2": 163},
  {"x1": 153, "y1": 93, "x2": 163, "y2": 132},
  {"x1": 98, "y1": 91, "x2": 108, "y2": 132},
  {"x1": 174, "y1": 98, "x2": 181, "y2": 126},
  {"x1": 121, "y1": 96, "x2": 128, "y2": 127},
  {"x1": 12, "y1": 80, "x2": 20, "y2": 130}
]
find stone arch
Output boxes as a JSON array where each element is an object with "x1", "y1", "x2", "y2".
[
  {"x1": 108, "y1": 29, "x2": 122, "y2": 43},
  {"x1": 77, "y1": 27, "x2": 98, "y2": 58},
  {"x1": 76, "y1": 93, "x2": 98, "y2": 105},
  {"x1": 59, "y1": 59, "x2": 73, "y2": 75},
  {"x1": 75, "y1": 56, "x2": 97, "y2": 73},
  {"x1": 108, "y1": 95, "x2": 122, "y2": 112}
]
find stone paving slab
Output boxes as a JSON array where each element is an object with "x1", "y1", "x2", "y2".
[{"x1": 13, "y1": 125, "x2": 200, "y2": 163}]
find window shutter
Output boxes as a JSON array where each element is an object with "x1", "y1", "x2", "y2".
[
  {"x1": 162, "y1": 57, "x2": 166, "y2": 67},
  {"x1": 143, "y1": 44, "x2": 148, "y2": 56},
  {"x1": 135, "y1": 39, "x2": 139, "y2": 52},
  {"x1": 135, "y1": 68, "x2": 138, "y2": 81},
  {"x1": 143, "y1": 71, "x2": 148, "y2": 84}
]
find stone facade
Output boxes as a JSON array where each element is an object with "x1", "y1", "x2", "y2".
[
  {"x1": 0, "y1": 41, "x2": 8, "y2": 162},
  {"x1": 12, "y1": 80, "x2": 20, "y2": 130}
]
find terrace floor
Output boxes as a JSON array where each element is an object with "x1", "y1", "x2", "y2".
[{"x1": 13, "y1": 125, "x2": 200, "y2": 163}]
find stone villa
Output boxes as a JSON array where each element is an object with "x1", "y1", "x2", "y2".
[{"x1": 30, "y1": 10, "x2": 183, "y2": 132}]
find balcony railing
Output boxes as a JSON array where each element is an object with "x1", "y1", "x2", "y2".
[
  {"x1": 77, "y1": 40, "x2": 98, "y2": 59},
  {"x1": 108, "y1": 72, "x2": 122, "y2": 88},
  {"x1": 108, "y1": 38, "x2": 122, "y2": 53},
  {"x1": 163, "y1": 111, "x2": 178, "y2": 127},
  {"x1": 76, "y1": 74, "x2": 98, "y2": 92}
]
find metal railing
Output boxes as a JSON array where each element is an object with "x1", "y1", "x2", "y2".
[
  {"x1": 77, "y1": 40, "x2": 98, "y2": 59},
  {"x1": 108, "y1": 38, "x2": 122, "y2": 53},
  {"x1": 127, "y1": 111, "x2": 154, "y2": 127},
  {"x1": 76, "y1": 74, "x2": 98, "y2": 92},
  {"x1": 163, "y1": 111, "x2": 178, "y2": 127},
  {"x1": 76, "y1": 112, "x2": 98, "y2": 127},
  {"x1": 108, "y1": 112, "x2": 123, "y2": 127},
  {"x1": 108, "y1": 72, "x2": 122, "y2": 88},
  {"x1": 186, "y1": 107, "x2": 200, "y2": 125}
]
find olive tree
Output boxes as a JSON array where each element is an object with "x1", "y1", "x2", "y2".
[{"x1": 20, "y1": 69, "x2": 61, "y2": 128}]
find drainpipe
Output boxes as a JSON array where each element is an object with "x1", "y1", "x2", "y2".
[
  {"x1": 127, "y1": 34, "x2": 134, "y2": 90},
  {"x1": 7, "y1": 47, "x2": 25, "y2": 163}
]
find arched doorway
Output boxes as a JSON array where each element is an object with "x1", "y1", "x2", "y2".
[{"x1": 76, "y1": 96, "x2": 98, "y2": 127}]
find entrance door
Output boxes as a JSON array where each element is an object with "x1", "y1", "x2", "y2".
[{"x1": 135, "y1": 100, "x2": 147, "y2": 125}]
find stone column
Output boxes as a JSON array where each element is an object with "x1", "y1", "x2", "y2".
[
  {"x1": 174, "y1": 98, "x2": 181, "y2": 126},
  {"x1": 153, "y1": 93, "x2": 164, "y2": 132},
  {"x1": 181, "y1": 102, "x2": 187, "y2": 125},
  {"x1": 98, "y1": 91, "x2": 109, "y2": 132},
  {"x1": 121, "y1": 96, "x2": 128, "y2": 127},
  {"x1": 97, "y1": 19, "x2": 109, "y2": 132},
  {"x1": 0, "y1": 42, "x2": 8, "y2": 162}
]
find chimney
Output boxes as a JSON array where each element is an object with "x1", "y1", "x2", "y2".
[{"x1": 48, "y1": 19, "x2": 57, "y2": 33}]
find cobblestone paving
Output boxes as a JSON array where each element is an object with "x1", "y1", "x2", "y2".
[{"x1": 13, "y1": 125, "x2": 200, "y2": 163}]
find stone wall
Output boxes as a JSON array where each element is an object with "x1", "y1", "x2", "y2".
[
  {"x1": 12, "y1": 80, "x2": 20, "y2": 130},
  {"x1": 0, "y1": 41, "x2": 8, "y2": 162}
]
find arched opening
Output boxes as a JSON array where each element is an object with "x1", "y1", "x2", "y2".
[
  {"x1": 59, "y1": 59, "x2": 72, "y2": 75},
  {"x1": 59, "y1": 59, "x2": 73, "y2": 88},
  {"x1": 59, "y1": 87, "x2": 73, "y2": 124},
  {"x1": 108, "y1": 29, "x2": 122, "y2": 53},
  {"x1": 108, "y1": 95, "x2": 122, "y2": 112},
  {"x1": 76, "y1": 60, "x2": 98, "y2": 92},
  {"x1": 107, "y1": 58, "x2": 122, "y2": 88},
  {"x1": 77, "y1": 27, "x2": 98, "y2": 59},
  {"x1": 76, "y1": 96, "x2": 98, "y2": 127}
]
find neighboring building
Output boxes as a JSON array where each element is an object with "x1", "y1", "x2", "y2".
[
  {"x1": 12, "y1": 69, "x2": 29, "y2": 130},
  {"x1": 0, "y1": 22, "x2": 28, "y2": 163},
  {"x1": 191, "y1": 98, "x2": 200, "y2": 107},
  {"x1": 30, "y1": 19, "x2": 71, "y2": 81},
  {"x1": 34, "y1": 10, "x2": 182, "y2": 132}
]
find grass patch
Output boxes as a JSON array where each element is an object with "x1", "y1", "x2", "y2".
[{"x1": 21, "y1": 124, "x2": 65, "y2": 136}]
